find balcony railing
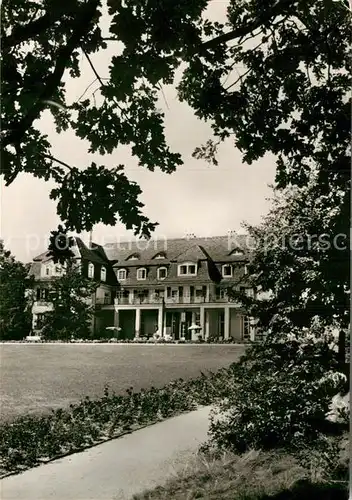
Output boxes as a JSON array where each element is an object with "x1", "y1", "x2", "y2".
[
  {"x1": 165, "y1": 296, "x2": 206, "y2": 304},
  {"x1": 95, "y1": 297, "x2": 112, "y2": 305},
  {"x1": 33, "y1": 300, "x2": 52, "y2": 306},
  {"x1": 115, "y1": 296, "x2": 163, "y2": 305},
  {"x1": 114, "y1": 295, "x2": 238, "y2": 305}
]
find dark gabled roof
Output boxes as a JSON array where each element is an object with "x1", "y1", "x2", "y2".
[
  {"x1": 173, "y1": 244, "x2": 209, "y2": 262},
  {"x1": 104, "y1": 235, "x2": 250, "y2": 264},
  {"x1": 33, "y1": 251, "x2": 51, "y2": 262},
  {"x1": 29, "y1": 234, "x2": 251, "y2": 285},
  {"x1": 30, "y1": 238, "x2": 109, "y2": 279},
  {"x1": 74, "y1": 237, "x2": 109, "y2": 266},
  {"x1": 116, "y1": 261, "x2": 214, "y2": 287},
  {"x1": 28, "y1": 262, "x2": 42, "y2": 278}
]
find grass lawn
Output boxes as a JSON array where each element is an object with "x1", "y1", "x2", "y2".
[{"x1": 0, "y1": 344, "x2": 245, "y2": 422}]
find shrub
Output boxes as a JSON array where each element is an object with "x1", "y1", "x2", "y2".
[
  {"x1": 0, "y1": 367, "x2": 237, "y2": 476},
  {"x1": 206, "y1": 331, "x2": 347, "y2": 454}
]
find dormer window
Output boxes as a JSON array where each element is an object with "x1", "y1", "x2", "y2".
[
  {"x1": 101, "y1": 266, "x2": 107, "y2": 282},
  {"x1": 117, "y1": 269, "x2": 126, "y2": 280},
  {"x1": 178, "y1": 263, "x2": 197, "y2": 276},
  {"x1": 127, "y1": 253, "x2": 139, "y2": 261},
  {"x1": 154, "y1": 252, "x2": 166, "y2": 259},
  {"x1": 157, "y1": 267, "x2": 167, "y2": 280},
  {"x1": 222, "y1": 264, "x2": 232, "y2": 278},
  {"x1": 137, "y1": 268, "x2": 147, "y2": 280},
  {"x1": 88, "y1": 263, "x2": 94, "y2": 278},
  {"x1": 230, "y1": 248, "x2": 244, "y2": 256}
]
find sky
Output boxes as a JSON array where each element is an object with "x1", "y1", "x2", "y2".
[{"x1": 0, "y1": 0, "x2": 276, "y2": 263}]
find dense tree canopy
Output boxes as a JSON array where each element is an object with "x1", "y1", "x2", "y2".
[
  {"x1": 0, "y1": 242, "x2": 33, "y2": 340},
  {"x1": 1, "y1": 0, "x2": 350, "y2": 238},
  {"x1": 234, "y1": 181, "x2": 350, "y2": 332}
]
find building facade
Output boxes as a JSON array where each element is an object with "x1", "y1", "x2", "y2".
[{"x1": 29, "y1": 234, "x2": 256, "y2": 341}]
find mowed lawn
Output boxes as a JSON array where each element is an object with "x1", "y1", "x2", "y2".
[{"x1": 0, "y1": 344, "x2": 245, "y2": 422}]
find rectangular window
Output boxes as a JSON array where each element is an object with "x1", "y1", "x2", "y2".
[
  {"x1": 223, "y1": 265, "x2": 232, "y2": 277},
  {"x1": 243, "y1": 316, "x2": 251, "y2": 340},
  {"x1": 118, "y1": 269, "x2": 126, "y2": 280},
  {"x1": 178, "y1": 263, "x2": 197, "y2": 276},
  {"x1": 179, "y1": 265, "x2": 187, "y2": 275},
  {"x1": 37, "y1": 313, "x2": 47, "y2": 329},
  {"x1": 88, "y1": 264, "x2": 94, "y2": 278},
  {"x1": 137, "y1": 268, "x2": 146, "y2": 280},
  {"x1": 158, "y1": 267, "x2": 167, "y2": 279}
]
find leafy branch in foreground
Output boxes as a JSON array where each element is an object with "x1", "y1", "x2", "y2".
[{"x1": 1, "y1": 0, "x2": 350, "y2": 238}]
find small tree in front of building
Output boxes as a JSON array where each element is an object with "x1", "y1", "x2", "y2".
[
  {"x1": 41, "y1": 230, "x2": 98, "y2": 340},
  {"x1": 41, "y1": 262, "x2": 98, "y2": 341}
]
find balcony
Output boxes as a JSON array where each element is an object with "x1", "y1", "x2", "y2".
[
  {"x1": 165, "y1": 296, "x2": 206, "y2": 304},
  {"x1": 115, "y1": 296, "x2": 163, "y2": 305},
  {"x1": 95, "y1": 297, "x2": 112, "y2": 305},
  {"x1": 114, "y1": 293, "x2": 241, "y2": 307},
  {"x1": 32, "y1": 301, "x2": 54, "y2": 313}
]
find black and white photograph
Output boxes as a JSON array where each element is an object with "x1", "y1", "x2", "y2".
[{"x1": 0, "y1": 0, "x2": 350, "y2": 498}]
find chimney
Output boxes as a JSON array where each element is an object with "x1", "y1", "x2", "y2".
[
  {"x1": 88, "y1": 229, "x2": 93, "y2": 249},
  {"x1": 185, "y1": 233, "x2": 196, "y2": 240}
]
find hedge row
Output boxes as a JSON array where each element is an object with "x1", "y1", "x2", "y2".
[{"x1": 0, "y1": 366, "x2": 238, "y2": 477}]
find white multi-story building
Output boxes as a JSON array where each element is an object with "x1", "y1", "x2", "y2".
[{"x1": 29, "y1": 234, "x2": 256, "y2": 341}]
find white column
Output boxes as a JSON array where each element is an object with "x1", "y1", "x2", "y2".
[
  {"x1": 113, "y1": 309, "x2": 120, "y2": 338},
  {"x1": 135, "y1": 308, "x2": 141, "y2": 337},
  {"x1": 249, "y1": 317, "x2": 256, "y2": 341},
  {"x1": 129, "y1": 290, "x2": 134, "y2": 304},
  {"x1": 206, "y1": 285, "x2": 210, "y2": 302},
  {"x1": 205, "y1": 310, "x2": 210, "y2": 339},
  {"x1": 158, "y1": 306, "x2": 163, "y2": 336},
  {"x1": 200, "y1": 306, "x2": 205, "y2": 338},
  {"x1": 224, "y1": 306, "x2": 230, "y2": 340}
]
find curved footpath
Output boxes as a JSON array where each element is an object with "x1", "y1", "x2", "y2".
[{"x1": 0, "y1": 406, "x2": 212, "y2": 500}]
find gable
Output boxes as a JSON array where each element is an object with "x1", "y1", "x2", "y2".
[
  {"x1": 228, "y1": 247, "x2": 245, "y2": 256},
  {"x1": 173, "y1": 245, "x2": 209, "y2": 263}
]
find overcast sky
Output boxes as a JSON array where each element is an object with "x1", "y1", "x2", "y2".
[{"x1": 0, "y1": 0, "x2": 276, "y2": 263}]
